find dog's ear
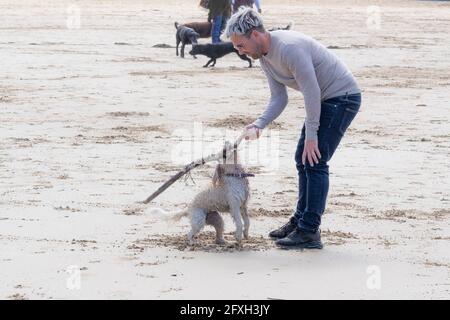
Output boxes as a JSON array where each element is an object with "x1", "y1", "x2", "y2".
[{"x1": 212, "y1": 164, "x2": 224, "y2": 187}]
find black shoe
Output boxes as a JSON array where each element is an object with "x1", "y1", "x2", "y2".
[
  {"x1": 275, "y1": 228, "x2": 323, "y2": 249},
  {"x1": 269, "y1": 220, "x2": 296, "y2": 239}
]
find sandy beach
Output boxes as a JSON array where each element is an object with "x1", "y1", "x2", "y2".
[{"x1": 0, "y1": 0, "x2": 449, "y2": 299}]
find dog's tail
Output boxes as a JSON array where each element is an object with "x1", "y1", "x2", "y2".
[
  {"x1": 174, "y1": 21, "x2": 179, "y2": 29},
  {"x1": 148, "y1": 207, "x2": 188, "y2": 222}
]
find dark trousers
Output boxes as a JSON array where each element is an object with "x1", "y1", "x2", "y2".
[
  {"x1": 211, "y1": 15, "x2": 228, "y2": 43},
  {"x1": 292, "y1": 93, "x2": 361, "y2": 233}
]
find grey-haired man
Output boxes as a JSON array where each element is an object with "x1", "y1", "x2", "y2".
[{"x1": 225, "y1": 8, "x2": 361, "y2": 249}]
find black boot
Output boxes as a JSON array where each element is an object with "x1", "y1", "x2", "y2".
[
  {"x1": 268, "y1": 220, "x2": 296, "y2": 239},
  {"x1": 275, "y1": 228, "x2": 323, "y2": 249}
]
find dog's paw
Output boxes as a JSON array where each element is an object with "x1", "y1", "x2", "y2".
[{"x1": 215, "y1": 238, "x2": 227, "y2": 246}]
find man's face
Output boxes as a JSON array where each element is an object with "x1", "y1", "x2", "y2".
[{"x1": 231, "y1": 31, "x2": 262, "y2": 60}]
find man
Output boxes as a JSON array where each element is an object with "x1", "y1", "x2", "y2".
[
  {"x1": 225, "y1": 8, "x2": 361, "y2": 249},
  {"x1": 207, "y1": 0, "x2": 232, "y2": 43}
]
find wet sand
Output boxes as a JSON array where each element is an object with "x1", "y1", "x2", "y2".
[{"x1": 0, "y1": 0, "x2": 449, "y2": 299}]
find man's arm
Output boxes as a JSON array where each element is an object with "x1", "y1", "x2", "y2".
[
  {"x1": 285, "y1": 44, "x2": 322, "y2": 166},
  {"x1": 252, "y1": 67, "x2": 288, "y2": 130},
  {"x1": 284, "y1": 44, "x2": 321, "y2": 141}
]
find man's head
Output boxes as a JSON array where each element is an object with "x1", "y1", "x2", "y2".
[{"x1": 225, "y1": 7, "x2": 269, "y2": 60}]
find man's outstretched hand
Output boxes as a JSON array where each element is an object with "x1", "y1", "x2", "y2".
[
  {"x1": 243, "y1": 124, "x2": 262, "y2": 140},
  {"x1": 302, "y1": 139, "x2": 321, "y2": 167}
]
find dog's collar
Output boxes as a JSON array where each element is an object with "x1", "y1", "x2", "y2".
[{"x1": 224, "y1": 173, "x2": 255, "y2": 178}]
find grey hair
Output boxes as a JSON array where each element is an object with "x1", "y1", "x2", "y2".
[{"x1": 225, "y1": 6, "x2": 265, "y2": 38}]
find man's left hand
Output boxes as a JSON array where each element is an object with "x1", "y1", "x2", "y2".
[{"x1": 302, "y1": 139, "x2": 321, "y2": 167}]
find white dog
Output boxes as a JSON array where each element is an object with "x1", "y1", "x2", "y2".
[{"x1": 172, "y1": 143, "x2": 252, "y2": 246}]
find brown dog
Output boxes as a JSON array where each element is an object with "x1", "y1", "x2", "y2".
[{"x1": 180, "y1": 21, "x2": 212, "y2": 38}]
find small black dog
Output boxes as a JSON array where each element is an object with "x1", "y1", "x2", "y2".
[
  {"x1": 175, "y1": 22, "x2": 200, "y2": 58},
  {"x1": 189, "y1": 42, "x2": 252, "y2": 68}
]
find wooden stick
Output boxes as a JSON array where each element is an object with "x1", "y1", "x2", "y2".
[{"x1": 143, "y1": 132, "x2": 246, "y2": 204}]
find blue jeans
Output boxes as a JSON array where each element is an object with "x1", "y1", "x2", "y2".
[
  {"x1": 292, "y1": 93, "x2": 361, "y2": 233},
  {"x1": 211, "y1": 15, "x2": 227, "y2": 43}
]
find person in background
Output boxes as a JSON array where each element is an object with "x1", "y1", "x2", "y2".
[
  {"x1": 254, "y1": 0, "x2": 262, "y2": 13},
  {"x1": 208, "y1": 0, "x2": 232, "y2": 43}
]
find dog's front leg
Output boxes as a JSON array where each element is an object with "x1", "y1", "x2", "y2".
[
  {"x1": 191, "y1": 42, "x2": 197, "y2": 59},
  {"x1": 241, "y1": 206, "x2": 250, "y2": 240},
  {"x1": 230, "y1": 206, "x2": 243, "y2": 246}
]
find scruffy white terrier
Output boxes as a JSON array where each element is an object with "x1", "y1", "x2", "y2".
[{"x1": 172, "y1": 142, "x2": 251, "y2": 246}]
